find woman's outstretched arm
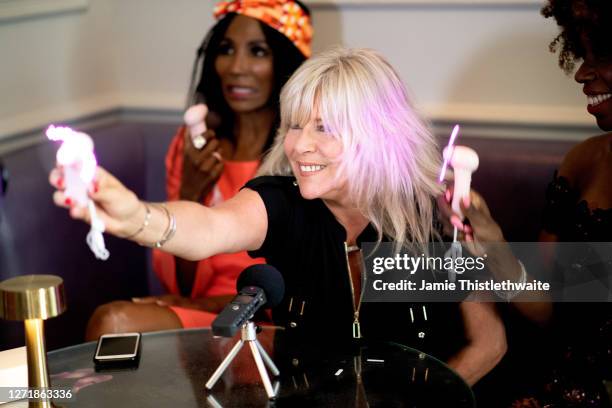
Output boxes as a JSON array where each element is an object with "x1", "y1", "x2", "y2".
[{"x1": 50, "y1": 166, "x2": 267, "y2": 261}]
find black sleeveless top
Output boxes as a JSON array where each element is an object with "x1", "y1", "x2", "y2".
[{"x1": 245, "y1": 176, "x2": 466, "y2": 362}]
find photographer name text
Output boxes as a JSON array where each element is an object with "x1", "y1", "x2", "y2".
[{"x1": 372, "y1": 279, "x2": 550, "y2": 292}]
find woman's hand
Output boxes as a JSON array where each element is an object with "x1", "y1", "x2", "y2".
[
  {"x1": 131, "y1": 294, "x2": 190, "y2": 307},
  {"x1": 180, "y1": 128, "x2": 224, "y2": 202},
  {"x1": 438, "y1": 187, "x2": 552, "y2": 322},
  {"x1": 437, "y1": 186, "x2": 519, "y2": 280},
  {"x1": 132, "y1": 294, "x2": 234, "y2": 313},
  {"x1": 437, "y1": 187, "x2": 504, "y2": 257},
  {"x1": 49, "y1": 166, "x2": 144, "y2": 238}
]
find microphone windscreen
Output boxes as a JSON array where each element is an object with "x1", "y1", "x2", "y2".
[{"x1": 236, "y1": 264, "x2": 285, "y2": 308}]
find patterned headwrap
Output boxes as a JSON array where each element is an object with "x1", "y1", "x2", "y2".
[{"x1": 213, "y1": 0, "x2": 313, "y2": 57}]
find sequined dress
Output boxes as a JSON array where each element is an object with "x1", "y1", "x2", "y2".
[{"x1": 516, "y1": 172, "x2": 612, "y2": 408}]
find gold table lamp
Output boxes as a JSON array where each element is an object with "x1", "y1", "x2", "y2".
[{"x1": 0, "y1": 275, "x2": 66, "y2": 402}]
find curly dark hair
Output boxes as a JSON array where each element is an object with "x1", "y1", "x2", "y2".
[
  {"x1": 541, "y1": 0, "x2": 612, "y2": 73},
  {"x1": 186, "y1": 5, "x2": 309, "y2": 151}
]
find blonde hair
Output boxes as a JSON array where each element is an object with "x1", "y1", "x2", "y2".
[{"x1": 258, "y1": 47, "x2": 443, "y2": 251}]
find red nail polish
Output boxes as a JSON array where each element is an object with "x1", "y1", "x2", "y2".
[
  {"x1": 65, "y1": 197, "x2": 72, "y2": 206},
  {"x1": 57, "y1": 178, "x2": 64, "y2": 188}
]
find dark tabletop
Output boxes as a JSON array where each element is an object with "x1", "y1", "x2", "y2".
[{"x1": 47, "y1": 327, "x2": 474, "y2": 407}]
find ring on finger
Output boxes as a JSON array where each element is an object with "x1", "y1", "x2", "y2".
[{"x1": 192, "y1": 134, "x2": 207, "y2": 150}]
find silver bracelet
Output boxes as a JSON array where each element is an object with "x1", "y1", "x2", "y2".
[
  {"x1": 494, "y1": 260, "x2": 527, "y2": 301},
  {"x1": 125, "y1": 203, "x2": 151, "y2": 239},
  {"x1": 152, "y1": 203, "x2": 176, "y2": 248}
]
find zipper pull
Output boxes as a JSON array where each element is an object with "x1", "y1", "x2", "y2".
[
  {"x1": 353, "y1": 313, "x2": 362, "y2": 339},
  {"x1": 353, "y1": 354, "x2": 363, "y2": 382}
]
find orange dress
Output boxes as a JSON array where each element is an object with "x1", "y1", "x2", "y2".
[{"x1": 152, "y1": 127, "x2": 265, "y2": 328}]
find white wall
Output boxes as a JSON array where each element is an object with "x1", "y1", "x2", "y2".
[
  {"x1": 1, "y1": 0, "x2": 116, "y2": 134},
  {"x1": 312, "y1": 4, "x2": 589, "y2": 126},
  {"x1": 0, "y1": 0, "x2": 596, "y2": 148}
]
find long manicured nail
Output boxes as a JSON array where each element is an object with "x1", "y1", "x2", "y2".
[
  {"x1": 450, "y1": 215, "x2": 464, "y2": 230},
  {"x1": 65, "y1": 197, "x2": 72, "y2": 206},
  {"x1": 57, "y1": 177, "x2": 64, "y2": 189},
  {"x1": 462, "y1": 195, "x2": 471, "y2": 208},
  {"x1": 89, "y1": 180, "x2": 100, "y2": 194},
  {"x1": 445, "y1": 190, "x2": 451, "y2": 202},
  {"x1": 132, "y1": 297, "x2": 141, "y2": 302}
]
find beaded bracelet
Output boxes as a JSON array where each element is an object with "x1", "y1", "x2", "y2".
[{"x1": 125, "y1": 203, "x2": 151, "y2": 239}]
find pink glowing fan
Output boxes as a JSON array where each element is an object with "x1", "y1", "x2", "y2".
[
  {"x1": 438, "y1": 124, "x2": 460, "y2": 183},
  {"x1": 47, "y1": 125, "x2": 109, "y2": 260},
  {"x1": 46, "y1": 125, "x2": 97, "y2": 207}
]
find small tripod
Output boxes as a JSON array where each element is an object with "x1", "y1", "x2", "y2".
[{"x1": 205, "y1": 321, "x2": 280, "y2": 399}]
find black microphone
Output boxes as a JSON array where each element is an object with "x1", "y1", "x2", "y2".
[{"x1": 212, "y1": 264, "x2": 285, "y2": 337}]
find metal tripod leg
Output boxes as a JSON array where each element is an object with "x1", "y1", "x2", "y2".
[
  {"x1": 205, "y1": 339, "x2": 245, "y2": 391},
  {"x1": 205, "y1": 322, "x2": 280, "y2": 399},
  {"x1": 249, "y1": 340, "x2": 276, "y2": 398},
  {"x1": 255, "y1": 339, "x2": 280, "y2": 376}
]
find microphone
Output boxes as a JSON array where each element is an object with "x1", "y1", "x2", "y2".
[{"x1": 212, "y1": 264, "x2": 285, "y2": 337}]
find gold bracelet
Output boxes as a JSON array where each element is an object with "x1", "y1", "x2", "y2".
[
  {"x1": 125, "y1": 203, "x2": 151, "y2": 239},
  {"x1": 153, "y1": 203, "x2": 176, "y2": 248}
]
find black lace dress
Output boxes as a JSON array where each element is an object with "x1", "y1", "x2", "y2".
[
  {"x1": 543, "y1": 173, "x2": 612, "y2": 242},
  {"x1": 514, "y1": 172, "x2": 612, "y2": 408}
]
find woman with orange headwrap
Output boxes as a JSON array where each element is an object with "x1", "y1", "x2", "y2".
[{"x1": 85, "y1": 0, "x2": 312, "y2": 339}]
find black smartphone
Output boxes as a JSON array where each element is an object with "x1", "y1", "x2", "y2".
[{"x1": 93, "y1": 332, "x2": 141, "y2": 370}]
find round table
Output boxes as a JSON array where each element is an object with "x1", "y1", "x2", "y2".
[{"x1": 48, "y1": 327, "x2": 474, "y2": 407}]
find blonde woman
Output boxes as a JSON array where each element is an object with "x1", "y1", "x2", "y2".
[{"x1": 50, "y1": 48, "x2": 506, "y2": 386}]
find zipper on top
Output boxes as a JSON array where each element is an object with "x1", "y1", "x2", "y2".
[{"x1": 344, "y1": 242, "x2": 364, "y2": 339}]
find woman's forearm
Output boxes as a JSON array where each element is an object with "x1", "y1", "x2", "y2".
[
  {"x1": 126, "y1": 189, "x2": 268, "y2": 261},
  {"x1": 447, "y1": 340, "x2": 505, "y2": 386},
  {"x1": 448, "y1": 300, "x2": 507, "y2": 386}
]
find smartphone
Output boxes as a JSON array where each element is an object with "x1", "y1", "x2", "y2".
[{"x1": 93, "y1": 333, "x2": 141, "y2": 370}]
